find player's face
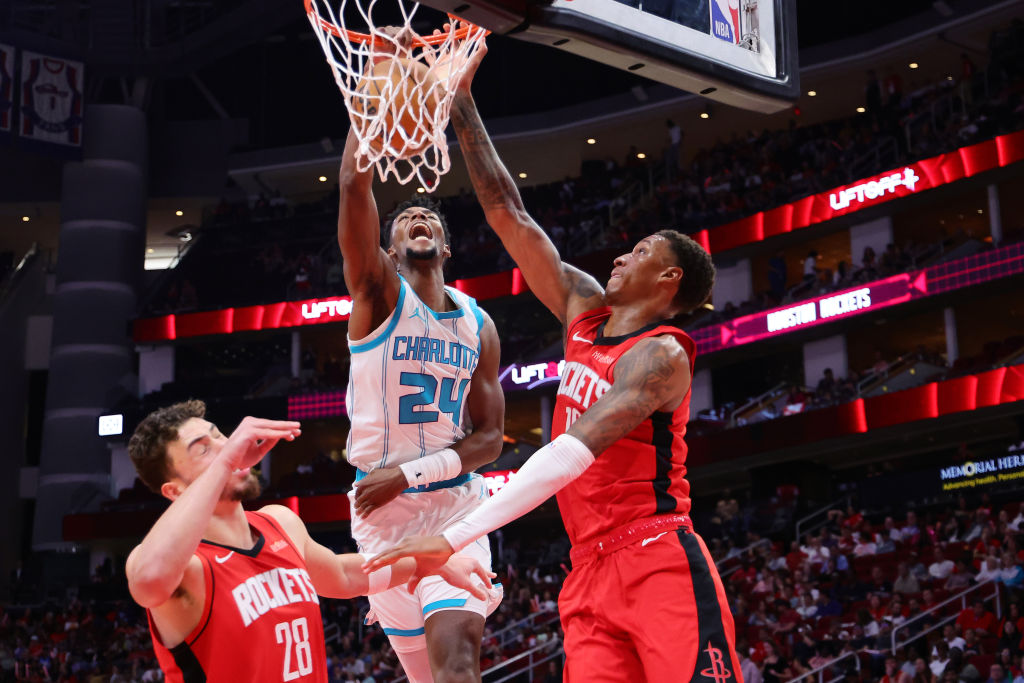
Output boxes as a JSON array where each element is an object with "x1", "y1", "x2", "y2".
[
  {"x1": 389, "y1": 207, "x2": 450, "y2": 264},
  {"x1": 605, "y1": 235, "x2": 680, "y2": 304},
  {"x1": 165, "y1": 417, "x2": 261, "y2": 502}
]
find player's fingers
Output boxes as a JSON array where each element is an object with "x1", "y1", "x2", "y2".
[
  {"x1": 472, "y1": 565, "x2": 495, "y2": 589},
  {"x1": 247, "y1": 419, "x2": 301, "y2": 431},
  {"x1": 362, "y1": 549, "x2": 407, "y2": 572}
]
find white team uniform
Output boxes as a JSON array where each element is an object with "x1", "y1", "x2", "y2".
[{"x1": 346, "y1": 275, "x2": 502, "y2": 655}]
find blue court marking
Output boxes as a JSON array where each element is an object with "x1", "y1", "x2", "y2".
[
  {"x1": 382, "y1": 627, "x2": 426, "y2": 637},
  {"x1": 422, "y1": 598, "x2": 467, "y2": 615},
  {"x1": 350, "y1": 281, "x2": 407, "y2": 353}
]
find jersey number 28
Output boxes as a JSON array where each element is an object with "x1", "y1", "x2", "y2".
[
  {"x1": 398, "y1": 372, "x2": 470, "y2": 426},
  {"x1": 275, "y1": 617, "x2": 313, "y2": 681}
]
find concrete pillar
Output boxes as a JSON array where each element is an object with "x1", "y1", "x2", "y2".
[
  {"x1": 33, "y1": 105, "x2": 146, "y2": 554},
  {"x1": 945, "y1": 307, "x2": 959, "y2": 365},
  {"x1": 138, "y1": 345, "x2": 174, "y2": 396},
  {"x1": 988, "y1": 184, "x2": 1003, "y2": 246},
  {"x1": 803, "y1": 335, "x2": 849, "y2": 387},
  {"x1": 711, "y1": 258, "x2": 752, "y2": 310},
  {"x1": 849, "y1": 216, "x2": 893, "y2": 266},
  {"x1": 540, "y1": 394, "x2": 553, "y2": 444},
  {"x1": 690, "y1": 368, "x2": 713, "y2": 416}
]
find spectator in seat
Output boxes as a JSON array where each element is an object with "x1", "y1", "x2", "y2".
[
  {"x1": 882, "y1": 654, "x2": 912, "y2": 683},
  {"x1": 987, "y1": 663, "x2": 1013, "y2": 683},
  {"x1": 895, "y1": 562, "x2": 922, "y2": 595},
  {"x1": 998, "y1": 551, "x2": 1024, "y2": 588},
  {"x1": 901, "y1": 512, "x2": 922, "y2": 546},
  {"x1": 959, "y1": 600, "x2": 999, "y2": 637},
  {"x1": 854, "y1": 532, "x2": 878, "y2": 557},
  {"x1": 870, "y1": 565, "x2": 894, "y2": 596},
  {"x1": 935, "y1": 623, "x2": 968, "y2": 656},
  {"x1": 761, "y1": 641, "x2": 791, "y2": 683},
  {"x1": 931, "y1": 641, "x2": 952, "y2": 678},
  {"x1": 963, "y1": 628, "x2": 984, "y2": 656},
  {"x1": 950, "y1": 647, "x2": 982, "y2": 683},
  {"x1": 946, "y1": 559, "x2": 974, "y2": 591},
  {"x1": 911, "y1": 657, "x2": 931, "y2": 683},
  {"x1": 736, "y1": 638, "x2": 763, "y2": 683},
  {"x1": 930, "y1": 548, "x2": 956, "y2": 581},
  {"x1": 801, "y1": 535, "x2": 830, "y2": 566}
]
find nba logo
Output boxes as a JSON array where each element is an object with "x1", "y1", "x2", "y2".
[{"x1": 710, "y1": 0, "x2": 740, "y2": 44}]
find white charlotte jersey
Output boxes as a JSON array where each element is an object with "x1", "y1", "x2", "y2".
[{"x1": 346, "y1": 276, "x2": 484, "y2": 472}]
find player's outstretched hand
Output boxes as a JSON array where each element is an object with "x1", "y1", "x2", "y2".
[
  {"x1": 451, "y1": 39, "x2": 486, "y2": 95},
  {"x1": 422, "y1": 553, "x2": 495, "y2": 600},
  {"x1": 217, "y1": 417, "x2": 301, "y2": 472},
  {"x1": 362, "y1": 535, "x2": 456, "y2": 576},
  {"x1": 353, "y1": 468, "x2": 409, "y2": 517}
]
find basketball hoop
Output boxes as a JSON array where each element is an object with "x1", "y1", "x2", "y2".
[{"x1": 305, "y1": 0, "x2": 487, "y2": 191}]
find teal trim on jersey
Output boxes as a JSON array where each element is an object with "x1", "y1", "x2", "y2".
[
  {"x1": 382, "y1": 627, "x2": 425, "y2": 637},
  {"x1": 354, "y1": 469, "x2": 471, "y2": 493},
  {"x1": 423, "y1": 286, "x2": 466, "y2": 320},
  {"x1": 422, "y1": 598, "x2": 467, "y2": 615},
  {"x1": 349, "y1": 281, "x2": 407, "y2": 354},
  {"x1": 466, "y1": 294, "x2": 484, "y2": 332}
]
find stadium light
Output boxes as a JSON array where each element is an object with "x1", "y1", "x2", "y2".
[
  {"x1": 21, "y1": 216, "x2": 29, "y2": 222},
  {"x1": 856, "y1": 107, "x2": 866, "y2": 113},
  {"x1": 807, "y1": 90, "x2": 817, "y2": 97},
  {"x1": 586, "y1": 138, "x2": 596, "y2": 145},
  {"x1": 636, "y1": 153, "x2": 646, "y2": 159},
  {"x1": 518, "y1": 172, "x2": 528, "y2": 179},
  {"x1": 318, "y1": 175, "x2": 327, "y2": 182},
  {"x1": 416, "y1": 187, "x2": 426, "y2": 194},
  {"x1": 909, "y1": 62, "x2": 919, "y2": 69},
  {"x1": 175, "y1": 210, "x2": 183, "y2": 216}
]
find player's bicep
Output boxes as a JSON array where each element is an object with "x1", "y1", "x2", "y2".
[{"x1": 566, "y1": 337, "x2": 689, "y2": 455}]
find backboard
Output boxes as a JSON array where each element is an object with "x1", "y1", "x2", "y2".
[{"x1": 419, "y1": 0, "x2": 799, "y2": 113}]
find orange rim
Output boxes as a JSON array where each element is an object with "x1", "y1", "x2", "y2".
[{"x1": 304, "y1": 0, "x2": 483, "y2": 46}]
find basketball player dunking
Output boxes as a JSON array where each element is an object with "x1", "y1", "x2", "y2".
[
  {"x1": 365, "y1": 44, "x2": 743, "y2": 683},
  {"x1": 334, "y1": 111, "x2": 505, "y2": 679},
  {"x1": 125, "y1": 401, "x2": 492, "y2": 683}
]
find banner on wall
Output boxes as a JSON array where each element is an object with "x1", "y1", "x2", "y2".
[
  {"x1": 19, "y1": 51, "x2": 84, "y2": 146},
  {"x1": 0, "y1": 44, "x2": 14, "y2": 133}
]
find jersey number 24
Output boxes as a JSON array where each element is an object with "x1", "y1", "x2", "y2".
[{"x1": 398, "y1": 372, "x2": 470, "y2": 426}]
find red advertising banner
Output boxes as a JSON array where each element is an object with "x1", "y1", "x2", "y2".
[{"x1": 134, "y1": 132, "x2": 1024, "y2": 344}]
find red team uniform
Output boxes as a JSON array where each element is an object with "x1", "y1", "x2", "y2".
[
  {"x1": 553, "y1": 308, "x2": 742, "y2": 683},
  {"x1": 148, "y1": 512, "x2": 328, "y2": 683}
]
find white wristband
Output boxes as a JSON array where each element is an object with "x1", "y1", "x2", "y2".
[
  {"x1": 442, "y1": 433, "x2": 594, "y2": 552},
  {"x1": 360, "y1": 554, "x2": 393, "y2": 594},
  {"x1": 398, "y1": 448, "x2": 462, "y2": 488}
]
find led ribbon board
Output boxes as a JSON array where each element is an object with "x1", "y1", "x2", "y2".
[{"x1": 134, "y1": 132, "x2": 1024, "y2": 344}]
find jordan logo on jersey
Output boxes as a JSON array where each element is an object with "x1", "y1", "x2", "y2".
[
  {"x1": 556, "y1": 361, "x2": 611, "y2": 410},
  {"x1": 231, "y1": 567, "x2": 319, "y2": 627}
]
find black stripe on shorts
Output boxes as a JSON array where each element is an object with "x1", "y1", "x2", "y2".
[{"x1": 677, "y1": 530, "x2": 737, "y2": 683}]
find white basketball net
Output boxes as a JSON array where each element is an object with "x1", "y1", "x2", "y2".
[{"x1": 305, "y1": 0, "x2": 487, "y2": 191}]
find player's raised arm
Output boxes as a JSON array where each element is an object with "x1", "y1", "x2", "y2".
[
  {"x1": 126, "y1": 418, "x2": 301, "y2": 608},
  {"x1": 364, "y1": 335, "x2": 690, "y2": 571},
  {"x1": 337, "y1": 128, "x2": 400, "y2": 316},
  {"x1": 449, "y1": 48, "x2": 604, "y2": 327}
]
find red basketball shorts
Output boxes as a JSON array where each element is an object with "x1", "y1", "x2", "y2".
[{"x1": 559, "y1": 521, "x2": 743, "y2": 683}]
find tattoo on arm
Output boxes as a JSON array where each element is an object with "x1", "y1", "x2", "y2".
[
  {"x1": 451, "y1": 96, "x2": 525, "y2": 213},
  {"x1": 564, "y1": 265, "x2": 603, "y2": 300},
  {"x1": 567, "y1": 339, "x2": 687, "y2": 455}
]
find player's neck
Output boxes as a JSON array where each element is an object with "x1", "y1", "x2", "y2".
[
  {"x1": 204, "y1": 502, "x2": 256, "y2": 550},
  {"x1": 604, "y1": 301, "x2": 672, "y2": 337},
  {"x1": 402, "y1": 263, "x2": 451, "y2": 312}
]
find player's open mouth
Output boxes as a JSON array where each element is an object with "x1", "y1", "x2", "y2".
[{"x1": 410, "y1": 223, "x2": 432, "y2": 240}]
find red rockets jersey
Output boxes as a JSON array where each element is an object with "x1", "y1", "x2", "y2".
[
  {"x1": 552, "y1": 307, "x2": 696, "y2": 546},
  {"x1": 148, "y1": 511, "x2": 327, "y2": 683}
]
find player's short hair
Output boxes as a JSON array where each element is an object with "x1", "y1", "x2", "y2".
[
  {"x1": 382, "y1": 196, "x2": 451, "y2": 248},
  {"x1": 656, "y1": 229, "x2": 715, "y2": 314},
  {"x1": 128, "y1": 399, "x2": 206, "y2": 493}
]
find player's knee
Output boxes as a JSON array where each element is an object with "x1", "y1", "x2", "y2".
[{"x1": 433, "y1": 656, "x2": 478, "y2": 683}]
